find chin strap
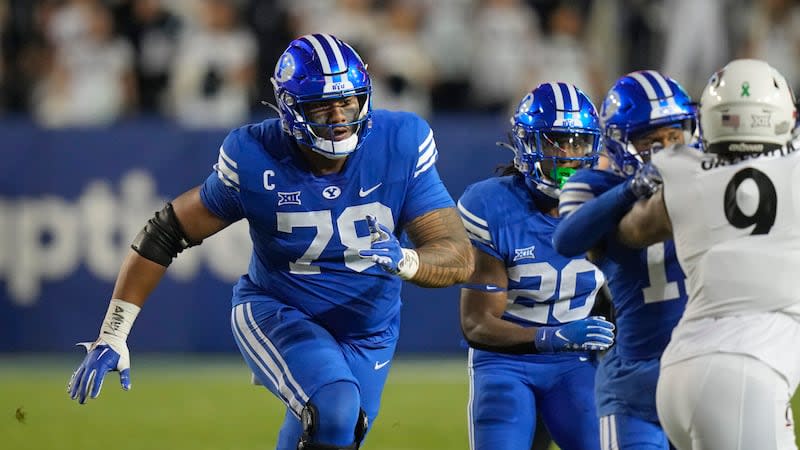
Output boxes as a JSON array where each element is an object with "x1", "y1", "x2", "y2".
[{"x1": 311, "y1": 132, "x2": 359, "y2": 159}]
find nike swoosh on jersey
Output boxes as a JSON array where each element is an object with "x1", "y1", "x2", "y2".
[
  {"x1": 374, "y1": 360, "x2": 390, "y2": 370},
  {"x1": 359, "y1": 183, "x2": 383, "y2": 197}
]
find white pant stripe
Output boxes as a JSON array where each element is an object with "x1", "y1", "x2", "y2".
[
  {"x1": 232, "y1": 304, "x2": 309, "y2": 415},
  {"x1": 602, "y1": 414, "x2": 619, "y2": 450},
  {"x1": 467, "y1": 348, "x2": 476, "y2": 450},
  {"x1": 243, "y1": 303, "x2": 309, "y2": 403},
  {"x1": 232, "y1": 306, "x2": 304, "y2": 415},
  {"x1": 230, "y1": 308, "x2": 282, "y2": 394},
  {"x1": 600, "y1": 415, "x2": 606, "y2": 449}
]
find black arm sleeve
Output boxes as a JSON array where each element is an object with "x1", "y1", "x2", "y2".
[{"x1": 130, "y1": 203, "x2": 202, "y2": 267}]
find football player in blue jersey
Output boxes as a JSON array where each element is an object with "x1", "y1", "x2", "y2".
[
  {"x1": 458, "y1": 82, "x2": 616, "y2": 450},
  {"x1": 553, "y1": 70, "x2": 696, "y2": 450},
  {"x1": 66, "y1": 34, "x2": 474, "y2": 450}
]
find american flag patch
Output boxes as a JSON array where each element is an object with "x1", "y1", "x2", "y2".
[{"x1": 721, "y1": 114, "x2": 740, "y2": 129}]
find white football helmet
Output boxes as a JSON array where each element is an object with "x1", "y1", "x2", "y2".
[{"x1": 699, "y1": 59, "x2": 797, "y2": 154}]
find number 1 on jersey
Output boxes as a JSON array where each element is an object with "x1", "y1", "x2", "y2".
[{"x1": 642, "y1": 242, "x2": 681, "y2": 303}]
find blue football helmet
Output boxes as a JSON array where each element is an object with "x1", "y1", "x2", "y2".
[
  {"x1": 271, "y1": 34, "x2": 372, "y2": 159},
  {"x1": 511, "y1": 82, "x2": 601, "y2": 198},
  {"x1": 600, "y1": 70, "x2": 696, "y2": 175}
]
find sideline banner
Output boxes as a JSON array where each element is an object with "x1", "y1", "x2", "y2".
[{"x1": 0, "y1": 117, "x2": 507, "y2": 353}]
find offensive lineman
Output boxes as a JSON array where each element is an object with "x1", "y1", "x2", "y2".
[{"x1": 66, "y1": 34, "x2": 473, "y2": 450}]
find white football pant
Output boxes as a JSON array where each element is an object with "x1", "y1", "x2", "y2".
[{"x1": 656, "y1": 353, "x2": 796, "y2": 450}]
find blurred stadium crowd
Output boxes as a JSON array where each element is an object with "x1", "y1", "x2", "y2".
[{"x1": 0, "y1": 0, "x2": 798, "y2": 128}]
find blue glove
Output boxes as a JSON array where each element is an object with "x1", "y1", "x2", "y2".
[
  {"x1": 357, "y1": 215, "x2": 404, "y2": 274},
  {"x1": 68, "y1": 340, "x2": 131, "y2": 404},
  {"x1": 535, "y1": 316, "x2": 615, "y2": 353},
  {"x1": 357, "y1": 216, "x2": 420, "y2": 279},
  {"x1": 627, "y1": 162, "x2": 663, "y2": 200}
]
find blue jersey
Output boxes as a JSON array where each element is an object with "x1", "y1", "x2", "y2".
[
  {"x1": 458, "y1": 175, "x2": 605, "y2": 328},
  {"x1": 460, "y1": 175, "x2": 605, "y2": 449},
  {"x1": 200, "y1": 110, "x2": 454, "y2": 338},
  {"x1": 562, "y1": 169, "x2": 687, "y2": 360}
]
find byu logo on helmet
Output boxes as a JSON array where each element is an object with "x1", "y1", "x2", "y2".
[
  {"x1": 518, "y1": 93, "x2": 534, "y2": 114},
  {"x1": 274, "y1": 53, "x2": 296, "y2": 83}
]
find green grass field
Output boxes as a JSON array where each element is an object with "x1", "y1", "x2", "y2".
[
  {"x1": 2, "y1": 355, "x2": 471, "y2": 450},
  {"x1": 2, "y1": 355, "x2": 799, "y2": 450}
]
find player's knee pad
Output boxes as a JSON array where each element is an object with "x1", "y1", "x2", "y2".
[
  {"x1": 353, "y1": 408, "x2": 368, "y2": 444},
  {"x1": 302, "y1": 381, "x2": 360, "y2": 441},
  {"x1": 297, "y1": 404, "x2": 368, "y2": 450}
]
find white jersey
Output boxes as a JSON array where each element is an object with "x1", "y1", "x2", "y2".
[
  {"x1": 656, "y1": 144, "x2": 800, "y2": 387},
  {"x1": 654, "y1": 144, "x2": 800, "y2": 322}
]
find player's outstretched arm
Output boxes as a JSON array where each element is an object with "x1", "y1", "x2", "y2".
[
  {"x1": 68, "y1": 187, "x2": 231, "y2": 404},
  {"x1": 402, "y1": 207, "x2": 474, "y2": 287},
  {"x1": 617, "y1": 189, "x2": 672, "y2": 248},
  {"x1": 554, "y1": 180, "x2": 637, "y2": 257},
  {"x1": 460, "y1": 249, "x2": 614, "y2": 354},
  {"x1": 112, "y1": 187, "x2": 230, "y2": 304},
  {"x1": 358, "y1": 207, "x2": 473, "y2": 287},
  {"x1": 554, "y1": 164, "x2": 664, "y2": 256}
]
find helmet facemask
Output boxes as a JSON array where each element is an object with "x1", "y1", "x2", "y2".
[
  {"x1": 514, "y1": 125, "x2": 600, "y2": 197},
  {"x1": 273, "y1": 79, "x2": 372, "y2": 159},
  {"x1": 299, "y1": 93, "x2": 370, "y2": 159},
  {"x1": 608, "y1": 118, "x2": 695, "y2": 175},
  {"x1": 509, "y1": 83, "x2": 603, "y2": 198}
]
